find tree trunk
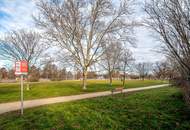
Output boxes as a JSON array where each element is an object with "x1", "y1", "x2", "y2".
[
  {"x1": 26, "y1": 64, "x2": 30, "y2": 90},
  {"x1": 82, "y1": 68, "x2": 88, "y2": 90},
  {"x1": 26, "y1": 82, "x2": 30, "y2": 90},
  {"x1": 26, "y1": 75, "x2": 30, "y2": 91},
  {"x1": 123, "y1": 72, "x2": 126, "y2": 87},
  {"x1": 109, "y1": 72, "x2": 112, "y2": 87}
]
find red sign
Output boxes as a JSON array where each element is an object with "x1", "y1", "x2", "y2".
[{"x1": 15, "y1": 61, "x2": 28, "y2": 75}]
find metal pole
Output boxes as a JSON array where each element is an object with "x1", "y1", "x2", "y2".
[{"x1": 20, "y1": 75, "x2": 24, "y2": 115}]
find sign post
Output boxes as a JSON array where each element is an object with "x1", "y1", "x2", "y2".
[
  {"x1": 15, "y1": 60, "x2": 28, "y2": 115},
  {"x1": 20, "y1": 74, "x2": 24, "y2": 115}
]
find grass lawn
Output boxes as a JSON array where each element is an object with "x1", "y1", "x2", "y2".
[
  {"x1": 0, "y1": 87, "x2": 189, "y2": 130},
  {"x1": 0, "y1": 79, "x2": 167, "y2": 103}
]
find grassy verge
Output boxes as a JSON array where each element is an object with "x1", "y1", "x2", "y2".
[
  {"x1": 0, "y1": 86, "x2": 189, "y2": 130},
  {"x1": 0, "y1": 79, "x2": 167, "y2": 103}
]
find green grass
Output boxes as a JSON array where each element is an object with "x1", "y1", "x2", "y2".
[
  {"x1": 0, "y1": 79, "x2": 166, "y2": 103},
  {"x1": 0, "y1": 86, "x2": 189, "y2": 130}
]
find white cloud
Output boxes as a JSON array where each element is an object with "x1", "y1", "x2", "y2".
[
  {"x1": 129, "y1": 27, "x2": 165, "y2": 63},
  {"x1": 0, "y1": 0, "x2": 36, "y2": 33},
  {"x1": 129, "y1": 0, "x2": 165, "y2": 63}
]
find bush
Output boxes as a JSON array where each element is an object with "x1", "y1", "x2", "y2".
[
  {"x1": 181, "y1": 81, "x2": 190, "y2": 108},
  {"x1": 172, "y1": 79, "x2": 190, "y2": 108}
]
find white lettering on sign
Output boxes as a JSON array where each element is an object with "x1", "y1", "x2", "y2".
[{"x1": 15, "y1": 61, "x2": 28, "y2": 75}]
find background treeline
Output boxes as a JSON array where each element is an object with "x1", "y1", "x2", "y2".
[{"x1": 0, "y1": 60, "x2": 176, "y2": 82}]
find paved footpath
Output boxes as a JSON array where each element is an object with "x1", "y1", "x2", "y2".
[{"x1": 0, "y1": 84, "x2": 169, "y2": 115}]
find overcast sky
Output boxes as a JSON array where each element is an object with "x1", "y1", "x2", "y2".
[{"x1": 0, "y1": 0, "x2": 165, "y2": 67}]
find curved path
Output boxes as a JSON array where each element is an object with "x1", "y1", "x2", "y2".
[{"x1": 0, "y1": 84, "x2": 169, "y2": 115}]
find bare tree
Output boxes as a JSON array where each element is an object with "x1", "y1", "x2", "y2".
[
  {"x1": 0, "y1": 29, "x2": 46, "y2": 66},
  {"x1": 100, "y1": 40, "x2": 123, "y2": 86},
  {"x1": 119, "y1": 48, "x2": 134, "y2": 87},
  {"x1": 153, "y1": 61, "x2": 168, "y2": 80},
  {"x1": 7, "y1": 69, "x2": 15, "y2": 80},
  {"x1": 0, "y1": 67, "x2": 7, "y2": 80},
  {"x1": 135, "y1": 62, "x2": 152, "y2": 80},
  {"x1": 153, "y1": 60, "x2": 175, "y2": 80},
  {"x1": 0, "y1": 29, "x2": 46, "y2": 89},
  {"x1": 144, "y1": 0, "x2": 190, "y2": 80},
  {"x1": 41, "y1": 60, "x2": 56, "y2": 80},
  {"x1": 145, "y1": 0, "x2": 190, "y2": 106},
  {"x1": 34, "y1": 0, "x2": 135, "y2": 89},
  {"x1": 28, "y1": 66, "x2": 41, "y2": 82},
  {"x1": 153, "y1": 59, "x2": 181, "y2": 80}
]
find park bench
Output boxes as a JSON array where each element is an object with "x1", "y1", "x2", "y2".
[{"x1": 111, "y1": 87, "x2": 124, "y2": 95}]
